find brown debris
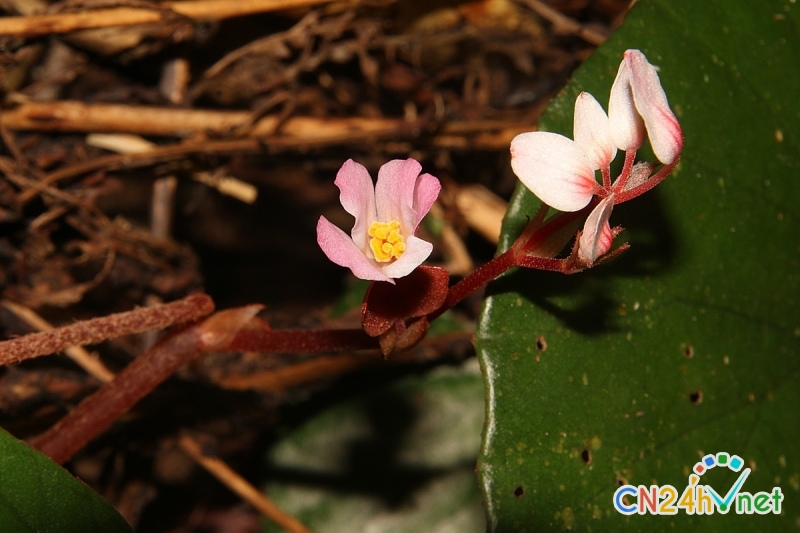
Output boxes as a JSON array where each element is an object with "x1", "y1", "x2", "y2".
[{"x1": 0, "y1": 0, "x2": 340, "y2": 38}]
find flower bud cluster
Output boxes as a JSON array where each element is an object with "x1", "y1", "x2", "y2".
[{"x1": 510, "y1": 49, "x2": 683, "y2": 266}]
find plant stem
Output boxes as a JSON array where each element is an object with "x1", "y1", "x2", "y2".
[
  {"x1": 427, "y1": 203, "x2": 594, "y2": 321},
  {"x1": 427, "y1": 248, "x2": 517, "y2": 320},
  {"x1": 28, "y1": 306, "x2": 260, "y2": 464},
  {"x1": 611, "y1": 149, "x2": 637, "y2": 192},
  {"x1": 0, "y1": 293, "x2": 214, "y2": 367},
  {"x1": 225, "y1": 326, "x2": 378, "y2": 354}
]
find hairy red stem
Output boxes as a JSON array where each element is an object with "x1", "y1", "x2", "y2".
[
  {"x1": 225, "y1": 327, "x2": 378, "y2": 353},
  {"x1": 0, "y1": 293, "x2": 214, "y2": 366},
  {"x1": 610, "y1": 149, "x2": 638, "y2": 193},
  {"x1": 427, "y1": 248, "x2": 517, "y2": 321},
  {"x1": 427, "y1": 203, "x2": 595, "y2": 321}
]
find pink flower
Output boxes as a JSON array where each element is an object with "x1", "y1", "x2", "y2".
[
  {"x1": 317, "y1": 159, "x2": 441, "y2": 283},
  {"x1": 510, "y1": 49, "x2": 682, "y2": 215},
  {"x1": 509, "y1": 50, "x2": 683, "y2": 267},
  {"x1": 609, "y1": 50, "x2": 683, "y2": 164},
  {"x1": 510, "y1": 92, "x2": 610, "y2": 212}
]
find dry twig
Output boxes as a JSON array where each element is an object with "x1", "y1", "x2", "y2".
[
  {"x1": 1, "y1": 100, "x2": 533, "y2": 147},
  {"x1": 0, "y1": 0, "x2": 340, "y2": 38},
  {"x1": 178, "y1": 435, "x2": 313, "y2": 533},
  {"x1": 515, "y1": 0, "x2": 608, "y2": 46},
  {"x1": 21, "y1": 138, "x2": 261, "y2": 204},
  {"x1": 455, "y1": 184, "x2": 508, "y2": 244}
]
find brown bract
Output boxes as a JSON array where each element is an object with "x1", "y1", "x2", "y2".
[{"x1": 361, "y1": 266, "x2": 449, "y2": 356}]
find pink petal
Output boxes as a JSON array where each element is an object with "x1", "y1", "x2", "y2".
[
  {"x1": 608, "y1": 59, "x2": 645, "y2": 152},
  {"x1": 381, "y1": 235, "x2": 433, "y2": 279},
  {"x1": 510, "y1": 132, "x2": 599, "y2": 212},
  {"x1": 317, "y1": 216, "x2": 393, "y2": 283},
  {"x1": 578, "y1": 195, "x2": 615, "y2": 265},
  {"x1": 334, "y1": 159, "x2": 377, "y2": 249},
  {"x1": 412, "y1": 172, "x2": 441, "y2": 228},
  {"x1": 625, "y1": 50, "x2": 683, "y2": 164},
  {"x1": 375, "y1": 158, "x2": 423, "y2": 234},
  {"x1": 574, "y1": 92, "x2": 617, "y2": 169}
]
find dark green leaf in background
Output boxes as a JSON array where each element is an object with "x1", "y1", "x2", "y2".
[
  {"x1": 261, "y1": 365, "x2": 485, "y2": 533},
  {"x1": 0, "y1": 427, "x2": 133, "y2": 533},
  {"x1": 476, "y1": 0, "x2": 799, "y2": 531}
]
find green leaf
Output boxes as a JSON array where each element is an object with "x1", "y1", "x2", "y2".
[
  {"x1": 261, "y1": 364, "x2": 485, "y2": 533},
  {"x1": 476, "y1": 0, "x2": 800, "y2": 531},
  {"x1": 0, "y1": 427, "x2": 133, "y2": 533}
]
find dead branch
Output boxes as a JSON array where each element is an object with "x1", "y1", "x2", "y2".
[
  {"x1": 454, "y1": 184, "x2": 508, "y2": 244},
  {"x1": 0, "y1": 0, "x2": 340, "y2": 38},
  {"x1": 0, "y1": 100, "x2": 402, "y2": 138},
  {"x1": 515, "y1": 0, "x2": 608, "y2": 46},
  {"x1": 1, "y1": 101, "x2": 534, "y2": 151},
  {"x1": 20, "y1": 138, "x2": 260, "y2": 203}
]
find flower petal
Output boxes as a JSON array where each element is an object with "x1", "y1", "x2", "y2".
[
  {"x1": 375, "y1": 158, "x2": 423, "y2": 235},
  {"x1": 608, "y1": 59, "x2": 645, "y2": 152},
  {"x1": 573, "y1": 92, "x2": 617, "y2": 169},
  {"x1": 412, "y1": 172, "x2": 441, "y2": 229},
  {"x1": 625, "y1": 50, "x2": 683, "y2": 164},
  {"x1": 317, "y1": 216, "x2": 393, "y2": 283},
  {"x1": 381, "y1": 235, "x2": 433, "y2": 279},
  {"x1": 334, "y1": 159, "x2": 377, "y2": 250},
  {"x1": 510, "y1": 132, "x2": 599, "y2": 212},
  {"x1": 577, "y1": 195, "x2": 615, "y2": 265}
]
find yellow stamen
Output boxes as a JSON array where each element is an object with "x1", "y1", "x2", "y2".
[{"x1": 368, "y1": 220, "x2": 406, "y2": 262}]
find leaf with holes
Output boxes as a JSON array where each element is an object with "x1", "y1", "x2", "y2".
[
  {"x1": 0, "y1": 427, "x2": 133, "y2": 533},
  {"x1": 476, "y1": 0, "x2": 799, "y2": 531}
]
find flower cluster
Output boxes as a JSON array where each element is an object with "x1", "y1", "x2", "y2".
[
  {"x1": 318, "y1": 50, "x2": 682, "y2": 284},
  {"x1": 510, "y1": 49, "x2": 683, "y2": 265}
]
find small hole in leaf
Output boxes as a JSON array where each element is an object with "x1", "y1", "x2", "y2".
[
  {"x1": 513, "y1": 485, "x2": 525, "y2": 498},
  {"x1": 689, "y1": 390, "x2": 703, "y2": 405},
  {"x1": 536, "y1": 335, "x2": 547, "y2": 351},
  {"x1": 581, "y1": 448, "x2": 592, "y2": 465},
  {"x1": 683, "y1": 344, "x2": 694, "y2": 358},
  {"x1": 616, "y1": 474, "x2": 629, "y2": 487}
]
